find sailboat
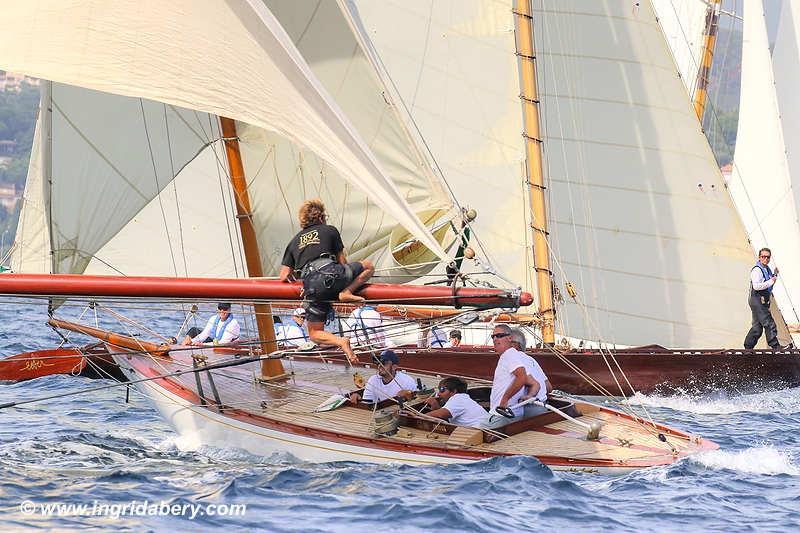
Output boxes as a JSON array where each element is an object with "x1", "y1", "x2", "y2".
[
  {"x1": 2, "y1": 1, "x2": 799, "y2": 396},
  {"x1": 0, "y1": 0, "x2": 721, "y2": 472}
]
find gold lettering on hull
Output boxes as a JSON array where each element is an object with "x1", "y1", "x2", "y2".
[{"x1": 21, "y1": 359, "x2": 56, "y2": 372}]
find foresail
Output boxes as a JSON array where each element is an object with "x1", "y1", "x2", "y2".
[
  {"x1": 352, "y1": 0, "x2": 533, "y2": 291},
  {"x1": 729, "y1": 0, "x2": 800, "y2": 330},
  {"x1": 0, "y1": 0, "x2": 449, "y2": 262},
  {"x1": 242, "y1": 0, "x2": 454, "y2": 279},
  {"x1": 11, "y1": 90, "x2": 50, "y2": 274},
  {"x1": 535, "y1": 0, "x2": 758, "y2": 347}
]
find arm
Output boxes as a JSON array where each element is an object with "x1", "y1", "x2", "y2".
[
  {"x1": 337, "y1": 250, "x2": 347, "y2": 265},
  {"x1": 191, "y1": 317, "x2": 214, "y2": 345},
  {"x1": 751, "y1": 268, "x2": 776, "y2": 291},
  {"x1": 499, "y1": 367, "x2": 527, "y2": 407},
  {"x1": 426, "y1": 407, "x2": 453, "y2": 421},
  {"x1": 279, "y1": 265, "x2": 293, "y2": 282}
]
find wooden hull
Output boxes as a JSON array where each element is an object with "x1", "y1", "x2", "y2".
[
  {"x1": 111, "y1": 346, "x2": 716, "y2": 474},
  {"x1": 0, "y1": 344, "x2": 127, "y2": 383},
  {"x1": 358, "y1": 346, "x2": 800, "y2": 395}
]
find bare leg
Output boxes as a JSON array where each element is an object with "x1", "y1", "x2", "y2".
[
  {"x1": 181, "y1": 335, "x2": 193, "y2": 345},
  {"x1": 339, "y1": 260, "x2": 375, "y2": 303},
  {"x1": 308, "y1": 321, "x2": 358, "y2": 364}
]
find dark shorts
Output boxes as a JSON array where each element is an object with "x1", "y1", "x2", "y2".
[{"x1": 303, "y1": 261, "x2": 365, "y2": 323}]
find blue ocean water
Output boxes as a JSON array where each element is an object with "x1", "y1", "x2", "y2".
[{"x1": 0, "y1": 302, "x2": 798, "y2": 531}]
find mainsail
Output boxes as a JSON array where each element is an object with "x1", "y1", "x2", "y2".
[
  {"x1": 355, "y1": 0, "x2": 770, "y2": 347},
  {"x1": 2, "y1": 0, "x2": 451, "y2": 277}
]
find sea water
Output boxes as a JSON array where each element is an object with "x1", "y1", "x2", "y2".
[{"x1": 0, "y1": 302, "x2": 798, "y2": 531}]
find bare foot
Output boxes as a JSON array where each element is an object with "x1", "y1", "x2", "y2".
[
  {"x1": 341, "y1": 338, "x2": 359, "y2": 365},
  {"x1": 338, "y1": 290, "x2": 365, "y2": 303}
]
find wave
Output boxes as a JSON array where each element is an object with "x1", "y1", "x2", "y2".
[
  {"x1": 690, "y1": 445, "x2": 799, "y2": 476},
  {"x1": 623, "y1": 388, "x2": 800, "y2": 415}
]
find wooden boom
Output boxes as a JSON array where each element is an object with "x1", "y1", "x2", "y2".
[{"x1": 0, "y1": 273, "x2": 532, "y2": 310}]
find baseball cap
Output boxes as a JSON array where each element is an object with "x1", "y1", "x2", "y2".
[
  {"x1": 379, "y1": 350, "x2": 399, "y2": 364},
  {"x1": 293, "y1": 308, "x2": 306, "y2": 317}
]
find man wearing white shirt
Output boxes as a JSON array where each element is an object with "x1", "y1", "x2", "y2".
[
  {"x1": 346, "y1": 304, "x2": 385, "y2": 348},
  {"x1": 744, "y1": 247, "x2": 783, "y2": 349},
  {"x1": 182, "y1": 302, "x2": 241, "y2": 346},
  {"x1": 425, "y1": 376, "x2": 487, "y2": 428},
  {"x1": 277, "y1": 308, "x2": 310, "y2": 347},
  {"x1": 349, "y1": 350, "x2": 417, "y2": 404},
  {"x1": 488, "y1": 324, "x2": 530, "y2": 418},
  {"x1": 509, "y1": 328, "x2": 551, "y2": 412}
]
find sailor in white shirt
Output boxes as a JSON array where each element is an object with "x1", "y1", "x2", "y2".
[
  {"x1": 509, "y1": 328, "x2": 551, "y2": 415},
  {"x1": 488, "y1": 325, "x2": 530, "y2": 418},
  {"x1": 349, "y1": 350, "x2": 417, "y2": 404},
  {"x1": 346, "y1": 304, "x2": 385, "y2": 348},
  {"x1": 425, "y1": 376, "x2": 487, "y2": 428},
  {"x1": 182, "y1": 302, "x2": 241, "y2": 346},
  {"x1": 277, "y1": 307, "x2": 310, "y2": 347}
]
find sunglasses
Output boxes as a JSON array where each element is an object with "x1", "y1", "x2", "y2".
[
  {"x1": 491, "y1": 333, "x2": 510, "y2": 339},
  {"x1": 760, "y1": 255, "x2": 771, "y2": 259},
  {"x1": 438, "y1": 386, "x2": 448, "y2": 393}
]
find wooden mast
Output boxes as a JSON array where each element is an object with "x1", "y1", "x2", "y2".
[
  {"x1": 515, "y1": 1, "x2": 555, "y2": 345},
  {"x1": 219, "y1": 117, "x2": 285, "y2": 379},
  {"x1": 693, "y1": 0, "x2": 722, "y2": 121}
]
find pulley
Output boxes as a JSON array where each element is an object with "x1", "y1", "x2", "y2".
[{"x1": 565, "y1": 281, "x2": 577, "y2": 300}]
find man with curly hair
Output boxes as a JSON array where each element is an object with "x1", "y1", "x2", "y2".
[{"x1": 279, "y1": 199, "x2": 374, "y2": 363}]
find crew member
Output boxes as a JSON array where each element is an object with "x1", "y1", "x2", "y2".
[
  {"x1": 744, "y1": 247, "x2": 782, "y2": 350},
  {"x1": 279, "y1": 199, "x2": 374, "y2": 364},
  {"x1": 277, "y1": 308, "x2": 309, "y2": 347},
  {"x1": 182, "y1": 303, "x2": 241, "y2": 346},
  {"x1": 424, "y1": 376, "x2": 487, "y2": 428},
  {"x1": 349, "y1": 350, "x2": 417, "y2": 404},
  {"x1": 449, "y1": 330, "x2": 462, "y2": 347},
  {"x1": 346, "y1": 304, "x2": 385, "y2": 348}
]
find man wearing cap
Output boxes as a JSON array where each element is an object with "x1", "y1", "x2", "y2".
[
  {"x1": 277, "y1": 308, "x2": 310, "y2": 347},
  {"x1": 349, "y1": 350, "x2": 417, "y2": 404},
  {"x1": 182, "y1": 303, "x2": 241, "y2": 346}
]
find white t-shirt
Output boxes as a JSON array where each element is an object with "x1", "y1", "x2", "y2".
[
  {"x1": 346, "y1": 307, "x2": 385, "y2": 348},
  {"x1": 192, "y1": 315, "x2": 240, "y2": 344},
  {"x1": 519, "y1": 353, "x2": 549, "y2": 403},
  {"x1": 443, "y1": 393, "x2": 488, "y2": 428},
  {"x1": 490, "y1": 348, "x2": 529, "y2": 416},
  {"x1": 277, "y1": 321, "x2": 308, "y2": 347},
  {"x1": 362, "y1": 371, "x2": 417, "y2": 402}
]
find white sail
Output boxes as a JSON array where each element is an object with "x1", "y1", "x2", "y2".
[
  {"x1": 11, "y1": 88, "x2": 51, "y2": 274},
  {"x1": 0, "y1": 0, "x2": 449, "y2": 263},
  {"x1": 729, "y1": 0, "x2": 800, "y2": 327},
  {"x1": 241, "y1": 0, "x2": 454, "y2": 278},
  {"x1": 537, "y1": 0, "x2": 767, "y2": 347},
  {"x1": 652, "y1": 0, "x2": 713, "y2": 96},
  {"x1": 772, "y1": 0, "x2": 800, "y2": 233},
  {"x1": 351, "y1": 0, "x2": 534, "y2": 291}
]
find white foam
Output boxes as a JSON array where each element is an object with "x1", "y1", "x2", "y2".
[
  {"x1": 691, "y1": 445, "x2": 800, "y2": 476},
  {"x1": 624, "y1": 388, "x2": 800, "y2": 415}
]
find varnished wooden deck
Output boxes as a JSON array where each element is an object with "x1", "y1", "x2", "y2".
[{"x1": 128, "y1": 346, "x2": 708, "y2": 465}]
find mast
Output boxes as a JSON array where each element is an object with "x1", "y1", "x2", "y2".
[
  {"x1": 693, "y1": 0, "x2": 722, "y2": 121},
  {"x1": 219, "y1": 117, "x2": 285, "y2": 379},
  {"x1": 515, "y1": 1, "x2": 555, "y2": 345}
]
